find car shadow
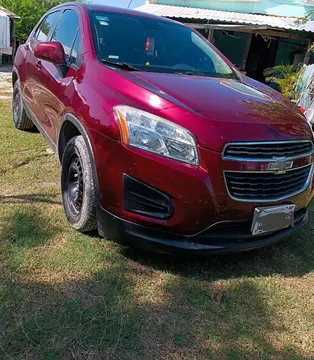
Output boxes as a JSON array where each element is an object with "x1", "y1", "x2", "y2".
[
  {"x1": 0, "y1": 208, "x2": 313, "y2": 359},
  {"x1": 119, "y1": 217, "x2": 314, "y2": 280}
]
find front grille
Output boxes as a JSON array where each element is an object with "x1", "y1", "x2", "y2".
[
  {"x1": 225, "y1": 166, "x2": 312, "y2": 201},
  {"x1": 224, "y1": 141, "x2": 313, "y2": 160}
]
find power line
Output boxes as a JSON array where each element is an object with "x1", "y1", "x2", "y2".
[{"x1": 127, "y1": 0, "x2": 133, "y2": 8}]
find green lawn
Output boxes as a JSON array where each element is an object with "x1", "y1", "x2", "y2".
[{"x1": 0, "y1": 99, "x2": 314, "y2": 360}]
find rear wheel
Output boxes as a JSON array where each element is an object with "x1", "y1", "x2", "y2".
[
  {"x1": 61, "y1": 136, "x2": 97, "y2": 232},
  {"x1": 12, "y1": 80, "x2": 34, "y2": 130}
]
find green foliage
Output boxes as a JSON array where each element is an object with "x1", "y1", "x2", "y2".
[
  {"x1": 0, "y1": 0, "x2": 80, "y2": 40},
  {"x1": 263, "y1": 64, "x2": 304, "y2": 99}
]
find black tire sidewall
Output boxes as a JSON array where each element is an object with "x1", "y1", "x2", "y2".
[
  {"x1": 61, "y1": 136, "x2": 97, "y2": 232},
  {"x1": 12, "y1": 80, "x2": 34, "y2": 130},
  {"x1": 12, "y1": 81, "x2": 23, "y2": 127}
]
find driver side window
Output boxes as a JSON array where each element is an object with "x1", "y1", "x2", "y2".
[
  {"x1": 35, "y1": 11, "x2": 61, "y2": 42},
  {"x1": 50, "y1": 10, "x2": 81, "y2": 67}
]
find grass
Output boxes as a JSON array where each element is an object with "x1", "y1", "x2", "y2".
[{"x1": 0, "y1": 99, "x2": 314, "y2": 360}]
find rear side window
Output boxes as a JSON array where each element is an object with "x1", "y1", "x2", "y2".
[
  {"x1": 51, "y1": 10, "x2": 80, "y2": 62},
  {"x1": 35, "y1": 11, "x2": 61, "y2": 42}
]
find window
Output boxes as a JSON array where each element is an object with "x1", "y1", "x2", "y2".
[
  {"x1": 35, "y1": 11, "x2": 61, "y2": 42},
  {"x1": 89, "y1": 11, "x2": 235, "y2": 79},
  {"x1": 51, "y1": 10, "x2": 80, "y2": 61},
  {"x1": 68, "y1": 31, "x2": 82, "y2": 67}
]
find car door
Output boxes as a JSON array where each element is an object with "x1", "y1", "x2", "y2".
[
  {"x1": 31, "y1": 8, "x2": 81, "y2": 143},
  {"x1": 23, "y1": 10, "x2": 62, "y2": 122}
]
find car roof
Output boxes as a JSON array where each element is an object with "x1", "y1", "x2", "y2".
[{"x1": 51, "y1": 1, "x2": 178, "y2": 25}]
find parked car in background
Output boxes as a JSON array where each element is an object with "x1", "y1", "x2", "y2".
[
  {"x1": 12, "y1": 3, "x2": 314, "y2": 254},
  {"x1": 296, "y1": 64, "x2": 314, "y2": 132}
]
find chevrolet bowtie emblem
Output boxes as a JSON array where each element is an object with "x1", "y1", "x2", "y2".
[{"x1": 267, "y1": 157, "x2": 294, "y2": 174}]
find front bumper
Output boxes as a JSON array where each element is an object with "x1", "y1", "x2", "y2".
[
  {"x1": 97, "y1": 205, "x2": 308, "y2": 255},
  {"x1": 91, "y1": 129, "x2": 313, "y2": 253},
  {"x1": 92, "y1": 131, "x2": 314, "y2": 236}
]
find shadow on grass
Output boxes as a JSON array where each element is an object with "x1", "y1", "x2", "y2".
[
  {"x1": 1, "y1": 278, "x2": 308, "y2": 360},
  {"x1": 121, "y1": 204, "x2": 314, "y2": 280},
  {"x1": 0, "y1": 194, "x2": 61, "y2": 206},
  {"x1": 0, "y1": 210, "x2": 61, "y2": 248},
  {"x1": 0, "y1": 150, "x2": 51, "y2": 177},
  {"x1": 121, "y1": 230, "x2": 314, "y2": 281},
  {"x1": 0, "y1": 209, "x2": 313, "y2": 359}
]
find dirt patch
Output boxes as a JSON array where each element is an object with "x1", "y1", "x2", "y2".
[{"x1": 0, "y1": 70, "x2": 12, "y2": 100}]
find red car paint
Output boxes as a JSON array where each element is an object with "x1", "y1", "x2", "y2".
[{"x1": 13, "y1": 3, "x2": 314, "y2": 253}]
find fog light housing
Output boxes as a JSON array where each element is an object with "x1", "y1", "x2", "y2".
[{"x1": 123, "y1": 174, "x2": 173, "y2": 220}]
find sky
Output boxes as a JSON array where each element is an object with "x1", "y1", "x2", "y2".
[{"x1": 91, "y1": 0, "x2": 145, "y2": 9}]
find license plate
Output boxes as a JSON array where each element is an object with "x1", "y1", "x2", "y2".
[{"x1": 251, "y1": 205, "x2": 296, "y2": 236}]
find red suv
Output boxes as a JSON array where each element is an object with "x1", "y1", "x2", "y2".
[{"x1": 13, "y1": 3, "x2": 314, "y2": 254}]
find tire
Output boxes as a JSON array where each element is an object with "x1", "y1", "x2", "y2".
[
  {"x1": 12, "y1": 80, "x2": 35, "y2": 130},
  {"x1": 61, "y1": 135, "x2": 97, "y2": 233}
]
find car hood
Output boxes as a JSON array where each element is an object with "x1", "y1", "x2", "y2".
[{"x1": 102, "y1": 70, "x2": 312, "y2": 150}]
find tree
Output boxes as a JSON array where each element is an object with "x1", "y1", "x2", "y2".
[
  {"x1": 263, "y1": 64, "x2": 304, "y2": 99},
  {"x1": 0, "y1": 0, "x2": 79, "y2": 40}
]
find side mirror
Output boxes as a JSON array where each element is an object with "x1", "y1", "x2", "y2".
[{"x1": 34, "y1": 41, "x2": 65, "y2": 65}]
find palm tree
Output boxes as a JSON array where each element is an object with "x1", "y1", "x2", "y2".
[{"x1": 263, "y1": 64, "x2": 304, "y2": 99}]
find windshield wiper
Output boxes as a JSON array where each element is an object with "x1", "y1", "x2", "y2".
[
  {"x1": 175, "y1": 70, "x2": 206, "y2": 76},
  {"x1": 101, "y1": 59, "x2": 139, "y2": 71},
  {"x1": 175, "y1": 70, "x2": 236, "y2": 79}
]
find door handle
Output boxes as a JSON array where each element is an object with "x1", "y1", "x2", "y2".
[{"x1": 36, "y1": 60, "x2": 42, "y2": 70}]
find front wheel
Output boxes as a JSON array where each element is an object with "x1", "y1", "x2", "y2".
[{"x1": 61, "y1": 135, "x2": 97, "y2": 233}]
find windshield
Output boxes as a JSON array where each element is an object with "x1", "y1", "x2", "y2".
[{"x1": 89, "y1": 11, "x2": 236, "y2": 79}]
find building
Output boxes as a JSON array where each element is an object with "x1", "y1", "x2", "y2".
[
  {"x1": 0, "y1": 6, "x2": 19, "y2": 65},
  {"x1": 137, "y1": 0, "x2": 314, "y2": 82}
]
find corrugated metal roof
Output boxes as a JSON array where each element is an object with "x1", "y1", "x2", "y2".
[
  {"x1": 0, "y1": 6, "x2": 19, "y2": 19},
  {"x1": 136, "y1": 3, "x2": 314, "y2": 33},
  {"x1": 0, "y1": 9, "x2": 8, "y2": 18}
]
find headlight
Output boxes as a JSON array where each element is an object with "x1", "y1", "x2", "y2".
[{"x1": 114, "y1": 106, "x2": 199, "y2": 165}]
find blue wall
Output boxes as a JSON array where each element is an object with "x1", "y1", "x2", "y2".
[{"x1": 157, "y1": 0, "x2": 314, "y2": 17}]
